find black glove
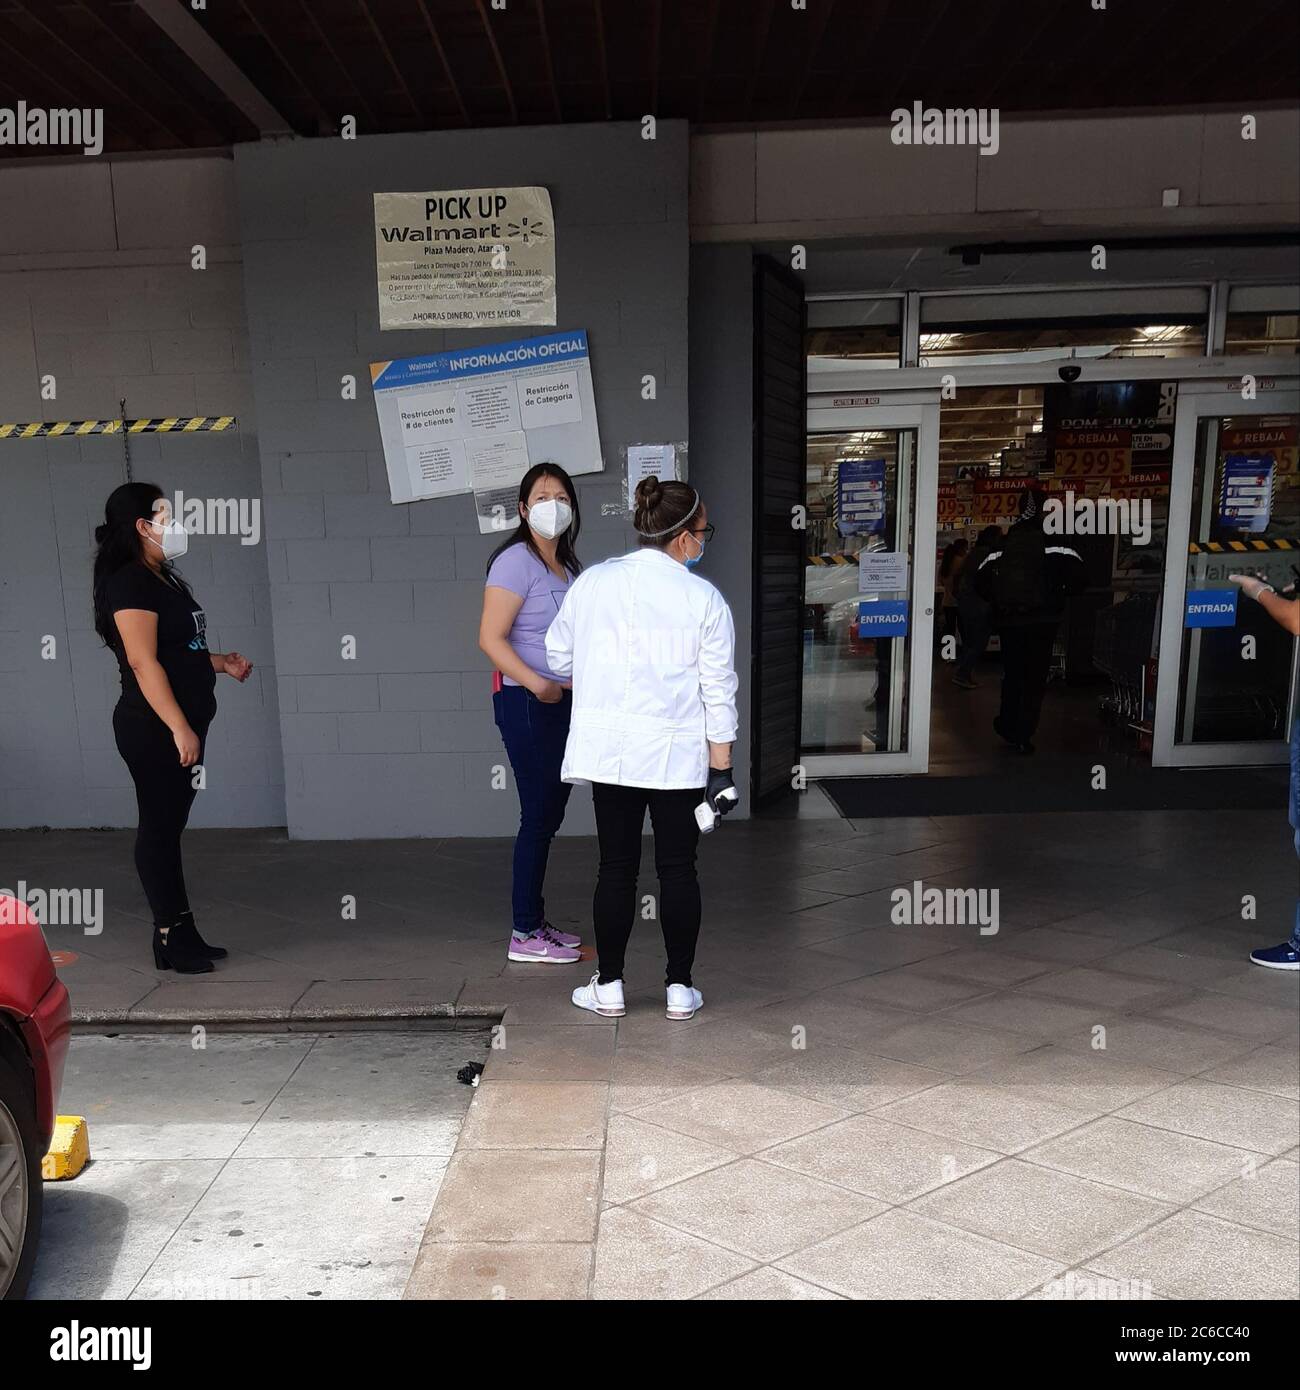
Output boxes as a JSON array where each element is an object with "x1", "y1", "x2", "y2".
[{"x1": 705, "y1": 767, "x2": 738, "y2": 818}]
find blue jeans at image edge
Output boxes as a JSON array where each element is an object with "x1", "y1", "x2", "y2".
[{"x1": 493, "y1": 684, "x2": 573, "y2": 937}]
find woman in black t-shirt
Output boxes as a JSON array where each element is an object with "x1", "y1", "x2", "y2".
[{"x1": 93, "y1": 483, "x2": 253, "y2": 973}]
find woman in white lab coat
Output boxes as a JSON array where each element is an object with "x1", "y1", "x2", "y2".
[{"x1": 545, "y1": 476, "x2": 739, "y2": 1020}]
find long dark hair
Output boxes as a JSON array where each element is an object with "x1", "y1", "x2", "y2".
[
  {"x1": 92, "y1": 482, "x2": 190, "y2": 646},
  {"x1": 939, "y1": 538, "x2": 968, "y2": 579},
  {"x1": 485, "y1": 462, "x2": 582, "y2": 577}
]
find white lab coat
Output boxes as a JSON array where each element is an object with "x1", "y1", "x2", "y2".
[{"x1": 545, "y1": 547, "x2": 739, "y2": 789}]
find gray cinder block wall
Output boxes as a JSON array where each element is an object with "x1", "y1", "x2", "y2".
[
  {"x1": 234, "y1": 122, "x2": 691, "y2": 838},
  {"x1": 0, "y1": 158, "x2": 283, "y2": 829}
]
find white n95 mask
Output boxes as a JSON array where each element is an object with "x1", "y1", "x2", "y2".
[
  {"x1": 150, "y1": 519, "x2": 189, "y2": 560},
  {"x1": 527, "y1": 499, "x2": 572, "y2": 540}
]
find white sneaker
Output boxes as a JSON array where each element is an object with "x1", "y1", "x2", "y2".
[
  {"x1": 666, "y1": 983, "x2": 703, "y2": 1021},
  {"x1": 572, "y1": 973, "x2": 625, "y2": 1017}
]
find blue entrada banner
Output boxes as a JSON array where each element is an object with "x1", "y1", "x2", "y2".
[
  {"x1": 1184, "y1": 589, "x2": 1238, "y2": 628},
  {"x1": 858, "y1": 599, "x2": 909, "y2": 637}
]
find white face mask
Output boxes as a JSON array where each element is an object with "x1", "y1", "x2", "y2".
[
  {"x1": 147, "y1": 518, "x2": 189, "y2": 560},
  {"x1": 526, "y1": 498, "x2": 572, "y2": 541}
]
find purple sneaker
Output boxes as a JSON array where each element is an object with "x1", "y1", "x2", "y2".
[
  {"x1": 507, "y1": 932, "x2": 580, "y2": 964},
  {"x1": 539, "y1": 921, "x2": 582, "y2": 949}
]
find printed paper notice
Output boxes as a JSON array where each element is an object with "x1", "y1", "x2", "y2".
[
  {"x1": 627, "y1": 443, "x2": 676, "y2": 509},
  {"x1": 467, "y1": 431, "x2": 530, "y2": 493},
  {"x1": 370, "y1": 330, "x2": 603, "y2": 506}
]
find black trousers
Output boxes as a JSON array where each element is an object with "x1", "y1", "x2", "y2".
[
  {"x1": 997, "y1": 623, "x2": 1057, "y2": 743},
  {"x1": 591, "y1": 782, "x2": 703, "y2": 987},
  {"x1": 113, "y1": 704, "x2": 208, "y2": 927}
]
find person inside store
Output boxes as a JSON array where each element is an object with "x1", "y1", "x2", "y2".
[
  {"x1": 953, "y1": 524, "x2": 1002, "y2": 690},
  {"x1": 1229, "y1": 570, "x2": 1300, "y2": 971},
  {"x1": 938, "y1": 538, "x2": 968, "y2": 654},
  {"x1": 93, "y1": 482, "x2": 253, "y2": 973},
  {"x1": 479, "y1": 462, "x2": 586, "y2": 965},
  {"x1": 545, "y1": 476, "x2": 739, "y2": 1021},
  {"x1": 974, "y1": 485, "x2": 1086, "y2": 754}
]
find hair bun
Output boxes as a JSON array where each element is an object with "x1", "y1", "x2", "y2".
[
  {"x1": 94, "y1": 523, "x2": 110, "y2": 543},
  {"x1": 634, "y1": 475, "x2": 663, "y2": 509}
]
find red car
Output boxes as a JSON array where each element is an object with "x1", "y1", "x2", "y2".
[{"x1": 0, "y1": 893, "x2": 71, "y2": 1299}]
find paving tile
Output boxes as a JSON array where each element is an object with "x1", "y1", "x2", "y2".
[
  {"x1": 602, "y1": 1114, "x2": 736, "y2": 1204},
  {"x1": 939, "y1": 991, "x2": 1112, "y2": 1041},
  {"x1": 292, "y1": 976, "x2": 465, "y2": 1019},
  {"x1": 969, "y1": 1045, "x2": 1182, "y2": 1115},
  {"x1": 592, "y1": 1207, "x2": 754, "y2": 1301},
  {"x1": 1201, "y1": 1044, "x2": 1300, "y2": 1101},
  {"x1": 126, "y1": 978, "x2": 312, "y2": 1021},
  {"x1": 861, "y1": 1016, "x2": 1039, "y2": 1075},
  {"x1": 752, "y1": 1044, "x2": 949, "y2": 1112},
  {"x1": 1053, "y1": 1016, "x2": 1255, "y2": 1075},
  {"x1": 458, "y1": 1082, "x2": 608, "y2": 1150},
  {"x1": 629, "y1": 1158, "x2": 886, "y2": 1262},
  {"x1": 1114, "y1": 1079, "x2": 1299, "y2": 1155},
  {"x1": 425, "y1": 1150, "x2": 601, "y2": 1243},
  {"x1": 778, "y1": 1209, "x2": 1057, "y2": 1300},
  {"x1": 1017, "y1": 966, "x2": 1181, "y2": 1010},
  {"x1": 56, "y1": 1032, "x2": 314, "y2": 1160},
  {"x1": 1150, "y1": 991, "x2": 1298, "y2": 1043},
  {"x1": 1022, "y1": 1116, "x2": 1265, "y2": 1204},
  {"x1": 910, "y1": 1157, "x2": 1173, "y2": 1264},
  {"x1": 696, "y1": 1267, "x2": 843, "y2": 1300},
  {"x1": 762, "y1": 1114, "x2": 1000, "y2": 1203},
  {"x1": 870, "y1": 1080, "x2": 1089, "y2": 1154},
  {"x1": 629, "y1": 1081, "x2": 847, "y2": 1155},
  {"x1": 1091, "y1": 1211, "x2": 1300, "y2": 1301},
  {"x1": 134, "y1": 1156, "x2": 449, "y2": 1300},
  {"x1": 405, "y1": 1242, "x2": 591, "y2": 1300},
  {"x1": 1193, "y1": 1157, "x2": 1299, "y2": 1240},
  {"x1": 607, "y1": 1044, "x2": 729, "y2": 1112},
  {"x1": 484, "y1": 1023, "x2": 617, "y2": 1082},
  {"x1": 820, "y1": 968, "x2": 994, "y2": 1014},
  {"x1": 30, "y1": 1159, "x2": 224, "y2": 1300}
]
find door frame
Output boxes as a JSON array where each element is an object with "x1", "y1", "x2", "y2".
[
  {"x1": 1152, "y1": 377, "x2": 1300, "y2": 767},
  {"x1": 803, "y1": 390, "x2": 941, "y2": 776}
]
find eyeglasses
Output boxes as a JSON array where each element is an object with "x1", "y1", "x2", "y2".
[{"x1": 692, "y1": 523, "x2": 716, "y2": 543}]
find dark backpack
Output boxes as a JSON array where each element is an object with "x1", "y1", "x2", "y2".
[{"x1": 991, "y1": 523, "x2": 1053, "y2": 618}]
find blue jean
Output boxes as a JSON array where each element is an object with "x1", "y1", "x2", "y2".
[{"x1": 493, "y1": 685, "x2": 573, "y2": 936}]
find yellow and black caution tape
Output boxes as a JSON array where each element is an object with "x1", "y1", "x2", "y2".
[
  {"x1": 1189, "y1": 538, "x2": 1299, "y2": 553},
  {"x1": 808, "y1": 553, "x2": 858, "y2": 566},
  {"x1": 0, "y1": 416, "x2": 236, "y2": 440}
]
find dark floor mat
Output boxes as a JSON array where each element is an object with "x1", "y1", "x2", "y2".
[{"x1": 819, "y1": 764, "x2": 1289, "y2": 817}]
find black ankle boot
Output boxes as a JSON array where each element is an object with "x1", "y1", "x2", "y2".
[
  {"x1": 178, "y1": 910, "x2": 226, "y2": 960},
  {"x1": 152, "y1": 918, "x2": 214, "y2": 974}
]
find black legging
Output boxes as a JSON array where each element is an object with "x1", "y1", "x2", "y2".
[
  {"x1": 591, "y1": 782, "x2": 702, "y2": 987},
  {"x1": 113, "y1": 704, "x2": 208, "y2": 927}
]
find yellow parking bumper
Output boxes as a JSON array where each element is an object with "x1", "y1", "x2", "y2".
[{"x1": 41, "y1": 1115, "x2": 90, "y2": 1181}]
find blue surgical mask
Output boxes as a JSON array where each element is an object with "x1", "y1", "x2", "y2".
[{"x1": 684, "y1": 532, "x2": 705, "y2": 570}]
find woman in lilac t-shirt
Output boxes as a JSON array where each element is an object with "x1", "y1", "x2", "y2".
[{"x1": 479, "y1": 462, "x2": 585, "y2": 964}]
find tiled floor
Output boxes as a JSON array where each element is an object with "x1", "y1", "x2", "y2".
[
  {"x1": 6, "y1": 797, "x2": 1299, "y2": 1300},
  {"x1": 29, "y1": 1031, "x2": 489, "y2": 1299}
]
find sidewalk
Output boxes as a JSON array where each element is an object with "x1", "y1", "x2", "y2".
[{"x1": 5, "y1": 800, "x2": 1299, "y2": 1299}]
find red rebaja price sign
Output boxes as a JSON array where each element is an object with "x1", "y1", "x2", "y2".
[{"x1": 1054, "y1": 428, "x2": 1133, "y2": 479}]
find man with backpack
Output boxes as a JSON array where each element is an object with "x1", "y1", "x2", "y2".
[{"x1": 974, "y1": 485, "x2": 1086, "y2": 754}]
